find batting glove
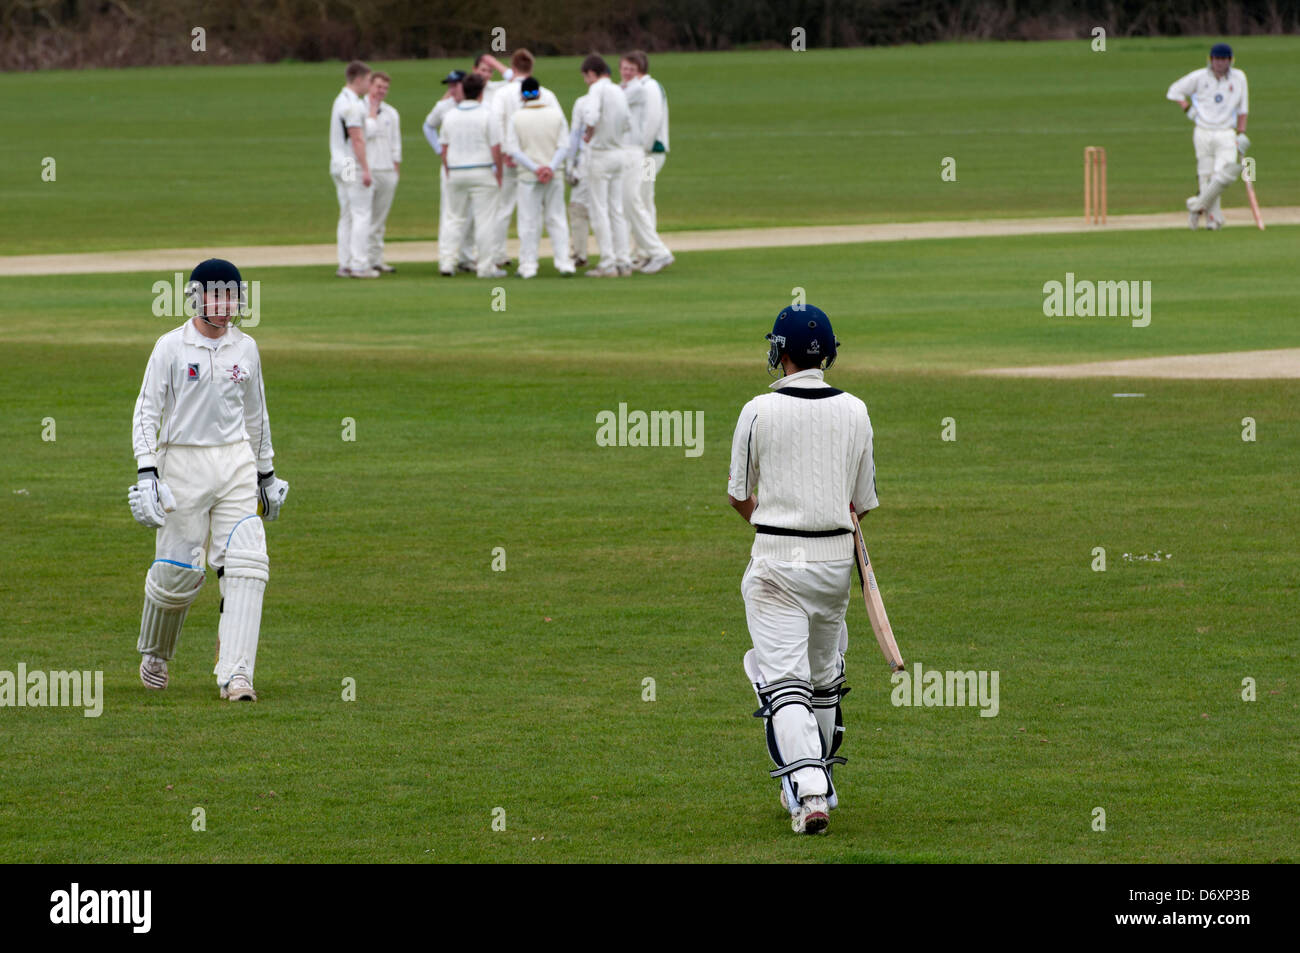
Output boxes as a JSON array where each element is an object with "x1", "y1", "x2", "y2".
[
  {"x1": 1185, "y1": 104, "x2": 1198, "y2": 122},
  {"x1": 1236, "y1": 133, "x2": 1251, "y2": 154},
  {"x1": 257, "y1": 470, "x2": 290, "y2": 521},
  {"x1": 128, "y1": 468, "x2": 175, "y2": 528}
]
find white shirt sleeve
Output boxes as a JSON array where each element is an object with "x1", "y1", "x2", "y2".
[
  {"x1": 639, "y1": 81, "x2": 663, "y2": 152},
  {"x1": 132, "y1": 339, "x2": 171, "y2": 469},
  {"x1": 1238, "y1": 72, "x2": 1249, "y2": 115},
  {"x1": 727, "y1": 399, "x2": 760, "y2": 502},
  {"x1": 549, "y1": 109, "x2": 571, "y2": 169},
  {"x1": 851, "y1": 411, "x2": 878, "y2": 513},
  {"x1": 1165, "y1": 68, "x2": 1200, "y2": 102},
  {"x1": 242, "y1": 342, "x2": 274, "y2": 473},
  {"x1": 389, "y1": 106, "x2": 402, "y2": 163}
]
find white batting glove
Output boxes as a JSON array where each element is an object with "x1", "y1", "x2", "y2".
[
  {"x1": 1235, "y1": 133, "x2": 1251, "y2": 154},
  {"x1": 257, "y1": 471, "x2": 289, "y2": 521},
  {"x1": 1185, "y1": 104, "x2": 1198, "y2": 122},
  {"x1": 128, "y1": 469, "x2": 175, "y2": 528}
]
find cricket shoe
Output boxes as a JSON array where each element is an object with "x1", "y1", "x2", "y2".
[
  {"x1": 616, "y1": 264, "x2": 634, "y2": 277},
  {"x1": 630, "y1": 255, "x2": 650, "y2": 269},
  {"x1": 439, "y1": 268, "x2": 456, "y2": 277},
  {"x1": 220, "y1": 674, "x2": 257, "y2": 702},
  {"x1": 639, "y1": 254, "x2": 674, "y2": 275},
  {"x1": 457, "y1": 262, "x2": 476, "y2": 274},
  {"x1": 1206, "y1": 212, "x2": 1225, "y2": 231},
  {"x1": 791, "y1": 795, "x2": 829, "y2": 835},
  {"x1": 374, "y1": 263, "x2": 396, "y2": 274},
  {"x1": 139, "y1": 654, "x2": 168, "y2": 690},
  {"x1": 781, "y1": 787, "x2": 839, "y2": 813},
  {"x1": 478, "y1": 267, "x2": 508, "y2": 279},
  {"x1": 586, "y1": 264, "x2": 619, "y2": 278},
  {"x1": 573, "y1": 256, "x2": 588, "y2": 269},
  {"x1": 335, "y1": 267, "x2": 351, "y2": 278},
  {"x1": 349, "y1": 267, "x2": 381, "y2": 279}
]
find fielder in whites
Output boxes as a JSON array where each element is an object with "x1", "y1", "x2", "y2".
[
  {"x1": 505, "y1": 77, "x2": 575, "y2": 278},
  {"x1": 330, "y1": 61, "x2": 378, "y2": 277},
  {"x1": 727, "y1": 305, "x2": 877, "y2": 834},
  {"x1": 363, "y1": 71, "x2": 401, "y2": 273},
  {"x1": 130, "y1": 259, "x2": 289, "y2": 701},
  {"x1": 1166, "y1": 42, "x2": 1250, "y2": 230},
  {"x1": 424, "y1": 69, "x2": 477, "y2": 273}
]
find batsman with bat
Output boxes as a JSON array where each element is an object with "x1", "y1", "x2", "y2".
[{"x1": 727, "y1": 305, "x2": 881, "y2": 835}]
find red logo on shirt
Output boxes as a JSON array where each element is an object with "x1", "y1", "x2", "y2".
[
  {"x1": 228, "y1": 364, "x2": 249, "y2": 383},
  {"x1": 187, "y1": 363, "x2": 200, "y2": 381}
]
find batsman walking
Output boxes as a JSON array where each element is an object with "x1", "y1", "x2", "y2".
[
  {"x1": 727, "y1": 305, "x2": 878, "y2": 834},
  {"x1": 130, "y1": 259, "x2": 289, "y2": 701}
]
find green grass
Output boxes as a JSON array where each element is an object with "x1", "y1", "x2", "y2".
[
  {"x1": 3, "y1": 37, "x2": 1299, "y2": 254},
  {"x1": 2, "y1": 233, "x2": 1297, "y2": 862}
]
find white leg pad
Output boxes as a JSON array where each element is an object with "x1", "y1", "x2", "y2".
[
  {"x1": 214, "y1": 516, "x2": 269, "y2": 686},
  {"x1": 1189, "y1": 162, "x2": 1241, "y2": 212},
  {"x1": 138, "y1": 560, "x2": 205, "y2": 660}
]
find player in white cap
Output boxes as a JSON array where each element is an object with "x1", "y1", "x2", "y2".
[
  {"x1": 130, "y1": 259, "x2": 289, "y2": 702},
  {"x1": 727, "y1": 305, "x2": 876, "y2": 835},
  {"x1": 363, "y1": 71, "x2": 401, "y2": 273},
  {"x1": 1166, "y1": 42, "x2": 1250, "y2": 230}
]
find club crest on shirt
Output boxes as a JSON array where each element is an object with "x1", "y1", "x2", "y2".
[
  {"x1": 187, "y1": 362, "x2": 200, "y2": 381},
  {"x1": 1214, "y1": 93, "x2": 1223, "y2": 103},
  {"x1": 227, "y1": 364, "x2": 250, "y2": 383}
]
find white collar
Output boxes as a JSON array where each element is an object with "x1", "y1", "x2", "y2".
[
  {"x1": 184, "y1": 319, "x2": 239, "y2": 350},
  {"x1": 770, "y1": 368, "x2": 826, "y2": 390}
]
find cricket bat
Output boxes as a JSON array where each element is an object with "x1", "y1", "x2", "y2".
[
  {"x1": 850, "y1": 509, "x2": 905, "y2": 672},
  {"x1": 1244, "y1": 177, "x2": 1265, "y2": 230}
]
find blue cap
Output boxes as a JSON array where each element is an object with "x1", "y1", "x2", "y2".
[
  {"x1": 521, "y1": 77, "x2": 541, "y2": 100},
  {"x1": 1210, "y1": 43, "x2": 1233, "y2": 59}
]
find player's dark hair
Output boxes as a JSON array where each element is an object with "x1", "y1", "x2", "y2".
[
  {"x1": 622, "y1": 50, "x2": 648, "y2": 74},
  {"x1": 461, "y1": 73, "x2": 486, "y2": 100},
  {"x1": 474, "y1": 52, "x2": 490, "y2": 68},
  {"x1": 345, "y1": 60, "x2": 370, "y2": 82},
  {"x1": 581, "y1": 54, "x2": 610, "y2": 76}
]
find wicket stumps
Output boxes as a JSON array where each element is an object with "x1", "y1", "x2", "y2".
[{"x1": 1084, "y1": 146, "x2": 1107, "y2": 225}]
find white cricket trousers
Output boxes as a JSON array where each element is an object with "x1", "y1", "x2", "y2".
[
  {"x1": 438, "y1": 164, "x2": 476, "y2": 266},
  {"x1": 516, "y1": 176, "x2": 573, "y2": 277},
  {"x1": 330, "y1": 158, "x2": 373, "y2": 273},
  {"x1": 626, "y1": 150, "x2": 669, "y2": 260},
  {"x1": 1193, "y1": 127, "x2": 1239, "y2": 218},
  {"x1": 569, "y1": 161, "x2": 592, "y2": 262},
  {"x1": 742, "y1": 556, "x2": 853, "y2": 798},
  {"x1": 367, "y1": 169, "x2": 399, "y2": 268},
  {"x1": 490, "y1": 165, "x2": 519, "y2": 265},
  {"x1": 441, "y1": 168, "x2": 499, "y2": 277},
  {"x1": 587, "y1": 147, "x2": 631, "y2": 269},
  {"x1": 154, "y1": 443, "x2": 258, "y2": 573}
]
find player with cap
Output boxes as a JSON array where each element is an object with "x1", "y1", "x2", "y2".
[
  {"x1": 726, "y1": 305, "x2": 877, "y2": 834},
  {"x1": 505, "y1": 77, "x2": 575, "y2": 278},
  {"x1": 425, "y1": 69, "x2": 477, "y2": 274},
  {"x1": 130, "y1": 259, "x2": 289, "y2": 702},
  {"x1": 1166, "y1": 42, "x2": 1251, "y2": 230}
]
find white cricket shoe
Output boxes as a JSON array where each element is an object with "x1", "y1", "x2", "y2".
[
  {"x1": 1206, "y1": 212, "x2": 1225, "y2": 231},
  {"x1": 479, "y1": 267, "x2": 508, "y2": 279},
  {"x1": 791, "y1": 795, "x2": 830, "y2": 835},
  {"x1": 374, "y1": 263, "x2": 396, "y2": 274},
  {"x1": 335, "y1": 267, "x2": 351, "y2": 278},
  {"x1": 139, "y1": 654, "x2": 168, "y2": 690},
  {"x1": 616, "y1": 264, "x2": 634, "y2": 277},
  {"x1": 640, "y1": 254, "x2": 674, "y2": 275},
  {"x1": 349, "y1": 267, "x2": 381, "y2": 279},
  {"x1": 586, "y1": 264, "x2": 619, "y2": 278},
  {"x1": 221, "y1": 674, "x2": 257, "y2": 702}
]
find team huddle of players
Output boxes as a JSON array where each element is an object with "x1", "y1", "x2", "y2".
[{"x1": 329, "y1": 50, "x2": 672, "y2": 280}]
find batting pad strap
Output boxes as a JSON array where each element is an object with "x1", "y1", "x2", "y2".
[
  {"x1": 752, "y1": 677, "x2": 814, "y2": 719},
  {"x1": 825, "y1": 755, "x2": 848, "y2": 767},
  {"x1": 769, "y1": 758, "x2": 828, "y2": 780}
]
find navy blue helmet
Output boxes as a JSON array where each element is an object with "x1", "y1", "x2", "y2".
[
  {"x1": 766, "y1": 304, "x2": 839, "y2": 375},
  {"x1": 1210, "y1": 43, "x2": 1233, "y2": 59},
  {"x1": 185, "y1": 258, "x2": 246, "y2": 326}
]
